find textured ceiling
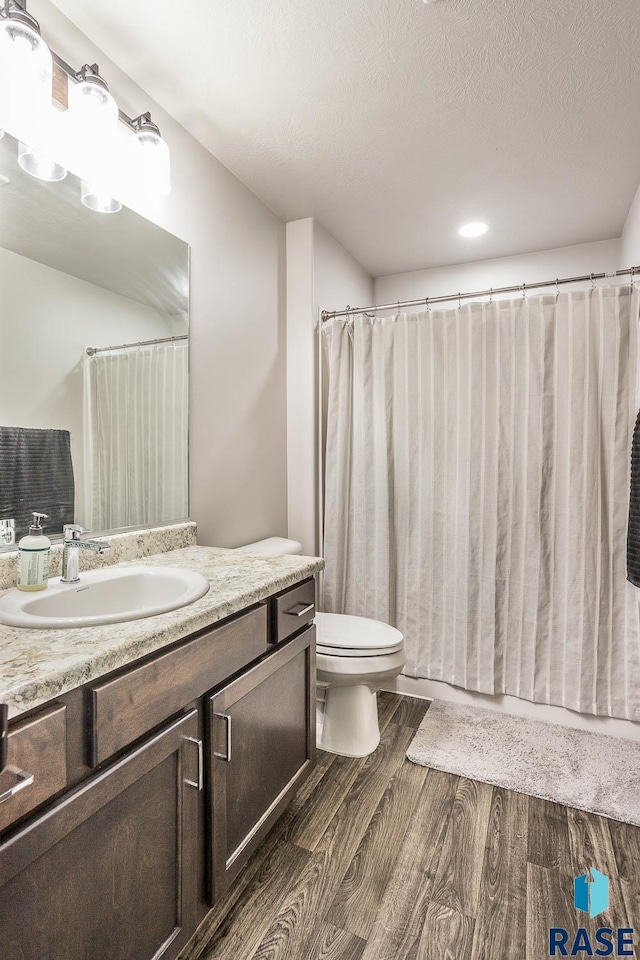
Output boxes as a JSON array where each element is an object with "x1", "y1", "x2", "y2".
[{"x1": 50, "y1": 0, "x2": 640, "y2": 276}]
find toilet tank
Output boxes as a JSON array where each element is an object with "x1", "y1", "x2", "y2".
[{"x1": 233, "y1": 537, "x2": 303, "y2": 556}]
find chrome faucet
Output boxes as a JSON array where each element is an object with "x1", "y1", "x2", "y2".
[
  {"x1": 0, "y1": 519, "x2": 15, "y2": 547},
  {"x1": 61, "y1": 524, "x2": 111, "y2": 584}
]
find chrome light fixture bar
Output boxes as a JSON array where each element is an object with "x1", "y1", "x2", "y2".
[
  {"x1": 1, "y1": 0, "x2": 38, "y2": 32},
  {"x1": 51, "y1": 54, "x2": 155, "y2": 137},
  {"x1": 0, "y1": 0, "x2": 171, "y2": 207}
]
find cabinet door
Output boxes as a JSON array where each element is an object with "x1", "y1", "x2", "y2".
[
  {"x1": 0, "y1": 709, "x2": 201, "y2": 960},
  {"x1": 208, "y1": 626, "x2": 315, "y2": 902}
]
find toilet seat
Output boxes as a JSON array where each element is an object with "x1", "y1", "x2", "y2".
[{"x1": 315, "y1": 612, "x2": 403, "y2": 658}]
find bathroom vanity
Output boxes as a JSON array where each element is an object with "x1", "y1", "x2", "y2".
[{"x1": 0, "y1": 543, "x2": 322, "y2": 960}]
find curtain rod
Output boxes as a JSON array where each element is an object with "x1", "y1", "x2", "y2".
[
  {"x1": 86, "y1": 334, "x2": 187, "y2": 356},
  {"x1": 320, "y1": 265, "x2": 640, "y2": 321}
]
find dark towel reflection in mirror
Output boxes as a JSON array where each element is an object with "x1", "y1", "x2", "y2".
[{"x1": 0, "y1": 427, "x2": 74, "y2": 541}]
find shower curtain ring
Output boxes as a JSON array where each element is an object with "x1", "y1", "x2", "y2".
[
  {"x1": 555, "y1": 278, "x2": 560, "y2": 299},
  {"x1": 522, "y1": 283, "x2": 526, "y2": 299},
  {"x1": 489, "y1": 288, "x2": 493, "y2": 304},
  {"x1": 631, "y1": 266, "x2": 635, "y2": 287},
  {"x1": 458, "y1": 292, "x2": 462, "y2": 310},
  {"x1": 590, "y1": 273, "x2": 595, "y2": 291},
  {"x1": 425, "y1": 297, "x2": 430, "y2": 312}
]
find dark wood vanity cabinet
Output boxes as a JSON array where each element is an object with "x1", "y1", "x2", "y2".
[
  {"x1": 0, "y1": 575, "x2": 317, "y2": 960},
  {"x1": 208, "y1": 625, "x2": 316, "y2": 901},
  {"x1": 0, "y1": 702, "x2": 67, "y2": 833},
  {"x1": 0, "y1": 709, "x2": 201, "y2": 960}
]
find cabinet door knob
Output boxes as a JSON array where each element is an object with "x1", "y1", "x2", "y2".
[
  {"x1": 284, "y1": 602, "x2": 315, "y2": 618},
  {"x1": 213, "y1": 712, "x2": 232, "y2": 762},
  {"x1": 182, "y1": 736, "x2": 204, "y2": 790},
  {"x1": 0, "y1": 766, "x2": 35, "y2": 804}
]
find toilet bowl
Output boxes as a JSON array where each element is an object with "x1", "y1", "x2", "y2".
[
  {"x1": 315, "y1": 612, "x2": 405, "y2": 757},
  {"x1": 234, "y1": 537, "x2": 406, "y2": 758}
]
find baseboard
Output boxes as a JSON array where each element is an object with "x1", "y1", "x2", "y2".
[{"x1": 381, "y1": 675, "x2": 640, "y2": 742}]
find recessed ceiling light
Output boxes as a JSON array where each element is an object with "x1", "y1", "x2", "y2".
[{"x1": 459, "y1": 221, "x2": 489, "y2": 238}]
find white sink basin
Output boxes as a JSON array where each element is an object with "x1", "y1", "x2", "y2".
[{"x1": 0, "y1": 565, "x2": 210, "y2": 629}]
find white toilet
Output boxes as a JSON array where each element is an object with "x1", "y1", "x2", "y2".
[{"x1": 234, "y1": 537, "x2": 406, "y2": 758}]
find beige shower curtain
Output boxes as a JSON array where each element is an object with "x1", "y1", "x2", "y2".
[{"x1": 322, "y1": 286, "x2": 640, "y2": 720}]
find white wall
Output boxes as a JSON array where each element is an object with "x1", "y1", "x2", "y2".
[
  {"x1": 375, "y1": 238, "x2": 622, "y2": 307},
  {"x1": 286, "y1": 218, "x2": 372, "y2": 554},
  {"x1": 33, "y1": 0, "x2": 288, "y2": 548},
  {"x1": 622, "y1": 182, "x2": 640, "y2": 268},
  {"x1": 313, "y1": 221, "x2": 373, "y2": 319},
  {"x1": 0, "y1": 246, "x2": 175, "y2": 527},
  {"x1": 286, "y1": 219, "x2": 315, "y2": 555}
]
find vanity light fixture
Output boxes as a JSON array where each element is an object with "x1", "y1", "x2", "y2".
[
  {"x1": 0, "y1": 0, "x2": 171, "y2": 208},
  {"x1": 80, "y1": 181, "x2": 122, "y2": 214},
  {"x1": 0, "y1": 0, "x2": 67, "y2": 181},
  {"x1": 18, "y1": 136, "x2": 66, "y2": 180},
  {"x1": 459, "y1": 221, "x2": 489, "y2": 238},
  {"x1": 130, "y1": 112, "x2": 171, "y2": 197},
  {"x1": 0, "y1": 0, "x2": 52, "y2": 141},
  {"x1": 68, "y1": 64, "x2": 118, "y2": 135},
  {"x1": 68, "y1": 64, "x2": 121, "y2": 212}
]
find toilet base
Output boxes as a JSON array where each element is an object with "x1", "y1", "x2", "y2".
[{"x1": 318, "y1": 684, "x2": 380, "y2": 758}]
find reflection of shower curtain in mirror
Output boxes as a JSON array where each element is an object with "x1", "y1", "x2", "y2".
[{"x1": 83, "y1": 342, "x2": 188, "y2": 530}]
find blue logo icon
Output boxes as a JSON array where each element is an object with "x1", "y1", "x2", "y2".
[
  {"x1": 574, "y1": 868, "x2": 610, "y2": 919},
  {"x1": 549, "y1": 869, "x2": 633, "y2": 955}
]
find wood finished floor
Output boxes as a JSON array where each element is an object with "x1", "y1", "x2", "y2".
[{"x1": 180, "y1": 693, "x2": 640, "y2": 960}]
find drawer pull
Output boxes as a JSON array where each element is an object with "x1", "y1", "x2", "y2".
[
  {"x1": 0, "y1": 703, "x2": 7, "y2": 772},
  {"x1": 182, "y1": 736, "x2": 204, "y2": 791},
  {"x1": 284, "y1": 602, "x2": 315, "y2": 618},
  {"x1": 0, "y1": 765, "x2": 35, "y2": 805},
  {"x1": 213, "y1": 713, "x2": 232, "y2": 762}
]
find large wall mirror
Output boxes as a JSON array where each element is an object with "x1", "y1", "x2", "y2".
[{"x1": 0, "y1": 130, "x2": 189, "y2": 551}]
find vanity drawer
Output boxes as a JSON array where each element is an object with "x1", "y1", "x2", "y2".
[
  {"x1": 89, "y1": 604, "x2": 268, "y2": 766},
  {"x1": 0, "y1": 702, "x2": 67, "y2": 833},
  {"x1": 272, "y1": 578, "x2": 315, "y2": 644}
]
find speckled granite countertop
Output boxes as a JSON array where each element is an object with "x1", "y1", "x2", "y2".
[{"x1": 0, "y1": 546, "x2": 324, "y2": 719}]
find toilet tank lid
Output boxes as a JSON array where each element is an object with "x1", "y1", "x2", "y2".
[{"x1": 234, "y1": 537, "x2": 303, "y2": 556}]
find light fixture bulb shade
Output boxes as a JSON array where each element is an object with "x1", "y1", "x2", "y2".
[
  {"x1": 17, "y1": 103, "x2": 68, "y2": 182},
  {"x1": 133, "y1": 127, "x2": 171, "y2": 196},
  {"x1": 18, "y1": 139, "x2": 66, "y2": 181},
  {"x1": 68, "y1": 77, "x2": 118, "y2": 133},
  {"x1": 81, "y1": 180, "x2": 122, "y2": 214},
  {"x1": 65, "y1": 76, "x2": 121, "y2": 195},
  {"x1": 0, "y1": 17, "x2": 53, "y2": 144}
]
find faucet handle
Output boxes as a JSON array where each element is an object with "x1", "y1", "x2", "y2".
[
  {"x1": 63, "y1": 523, "x2": 88, "y2": 542},
  {"x1": 0, "y1": 519, "x2": 15, "y2": 546}
]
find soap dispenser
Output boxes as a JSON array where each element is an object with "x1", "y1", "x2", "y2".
[{"x1": 17, "y1": 513, "x2": 51, "y2": 592}]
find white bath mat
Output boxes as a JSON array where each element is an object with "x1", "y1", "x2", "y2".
[{"x1": 407, "y1": 699, "x2": 640, "y2": 825}]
